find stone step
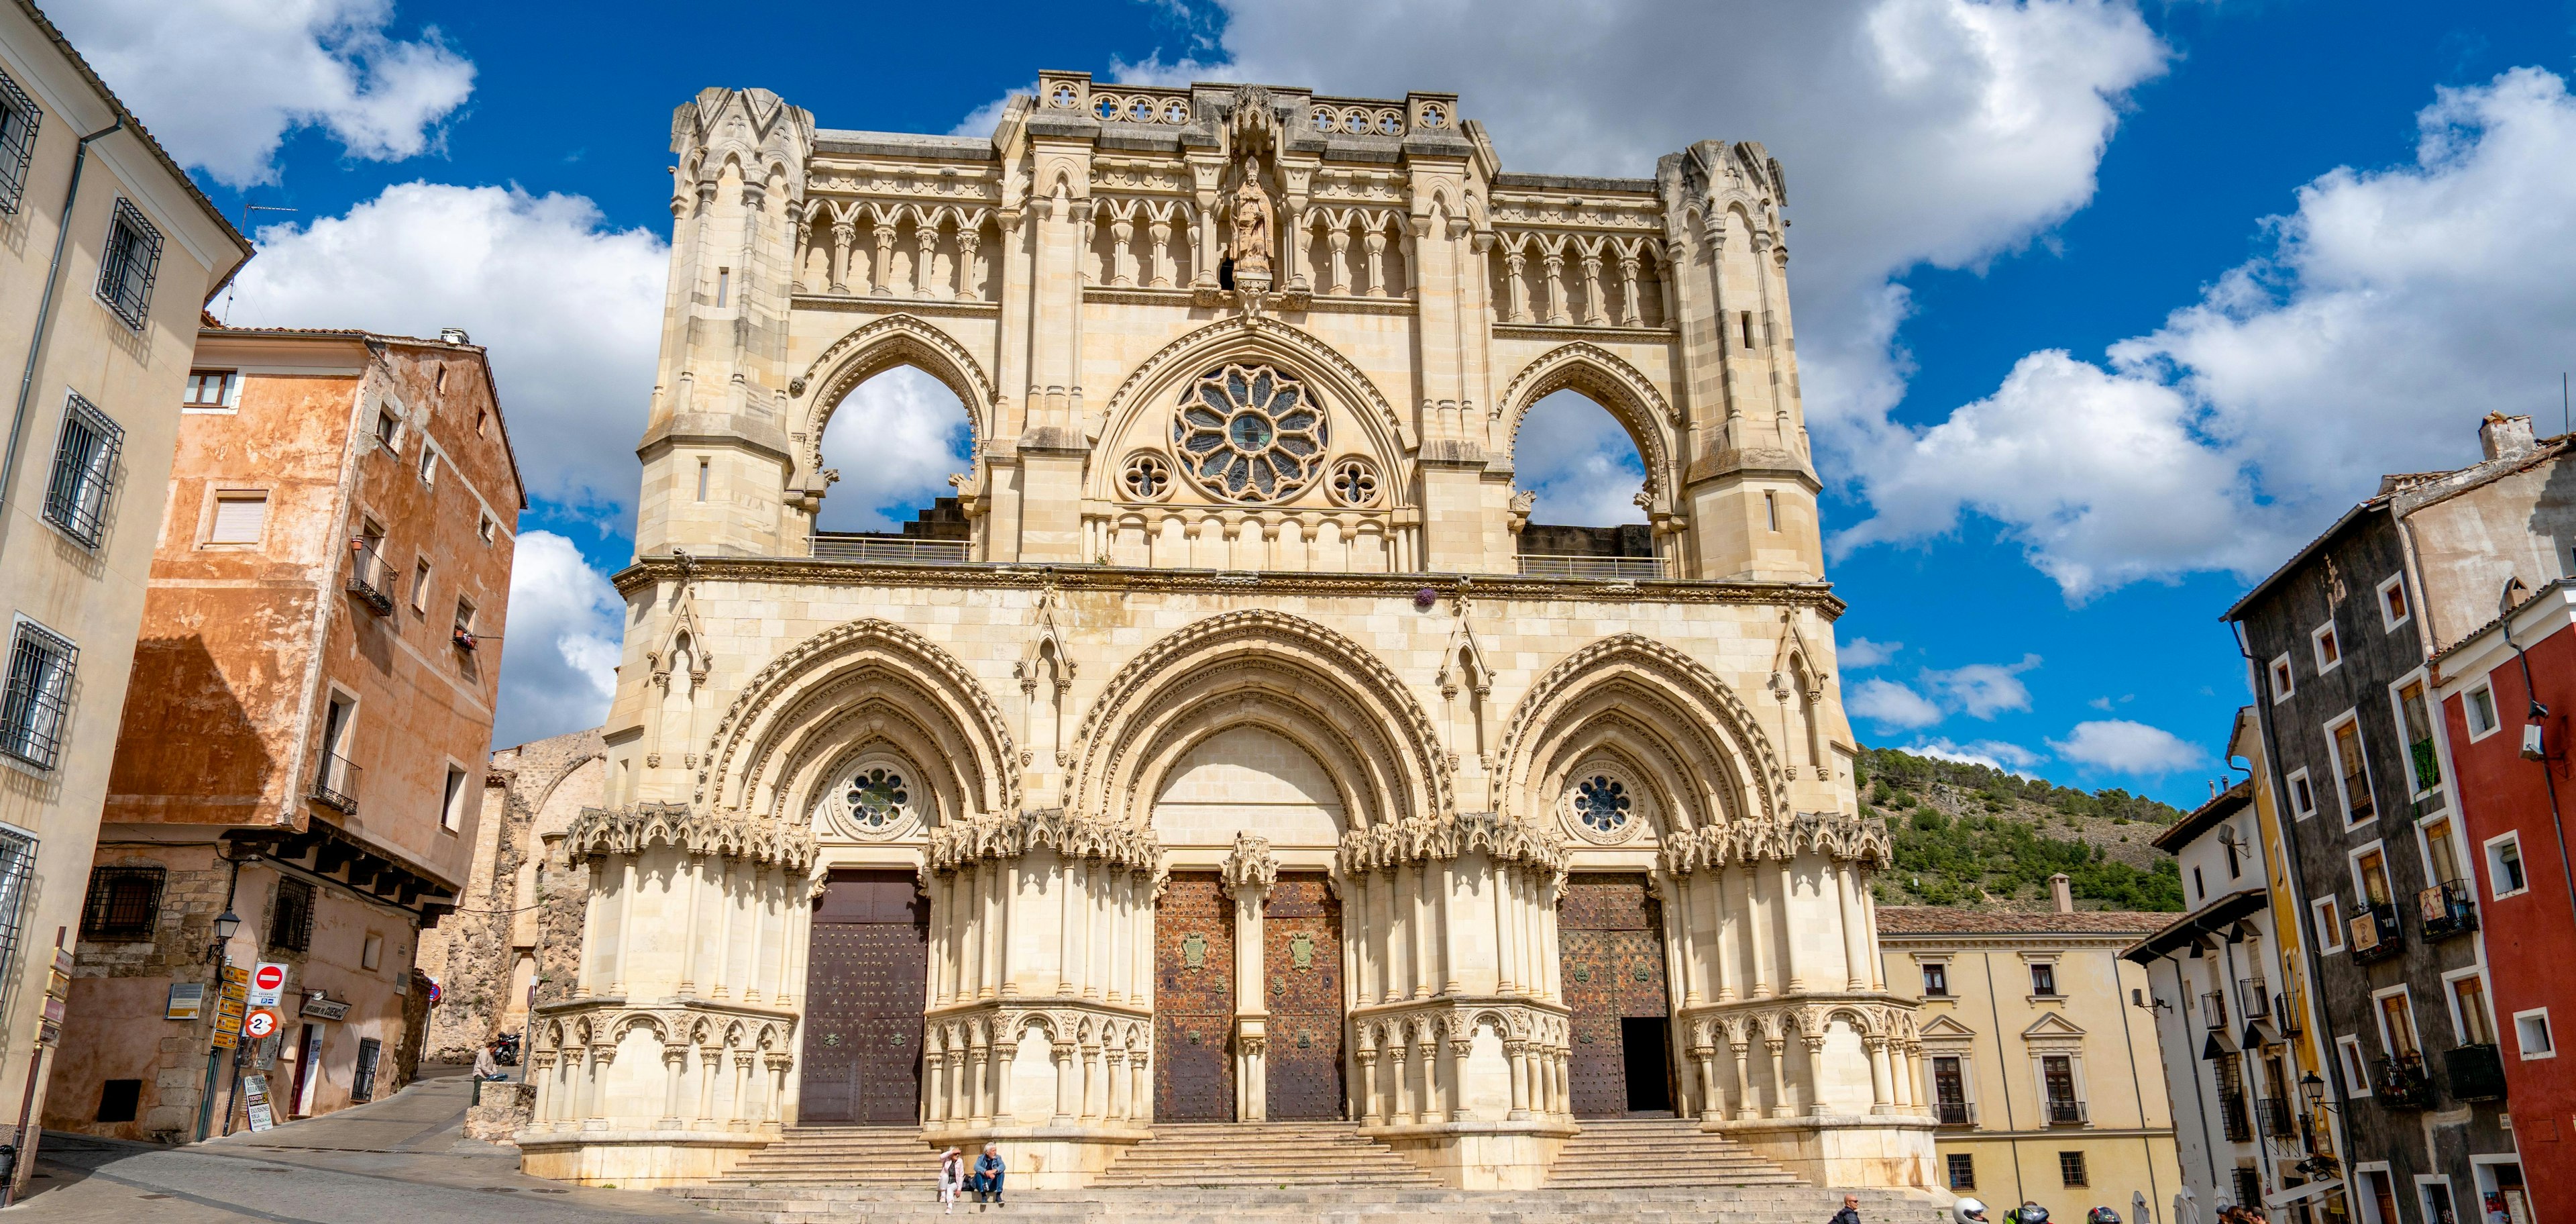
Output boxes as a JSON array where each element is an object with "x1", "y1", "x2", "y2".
[
  {"x1": 659, "y1": 1186, "x2": 1949, "y2": 1224},
  {"x1": 1087, "y1": 1123, "x2": 1438, "y2": 1191}
]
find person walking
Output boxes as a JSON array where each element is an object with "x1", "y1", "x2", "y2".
[
  {"x1": 1831, "y1": 1194, "x2": 1865, "y2": 1224},
  {"x1": 938, "y1": 1147, "x2": 966, "y2": 1215},
  {"x1": 972, "y1": 1142, "x2": 1006, "y2": 1209}
]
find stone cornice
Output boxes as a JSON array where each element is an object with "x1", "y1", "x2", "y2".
[
  {"x1": 1657, "y1": 811, "x2": 1893, "y2": 872},
  {"x1": 608, "y1": 556, "x2": 1847, "y2": 618}
]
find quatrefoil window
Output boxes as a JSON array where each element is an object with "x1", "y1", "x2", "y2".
[
  {"x1": 845, "y1": 767, "x2": 909, "y2": 832},
  {"x1": 1311, "y1": 108, "x2": 1336, "y2": 134},
  {"x1": 1163, "y1": 100, "x2": 1190, "y2": 124},
  {"x1": 1341, "y1": 112, "x2": 1368, "y2": 135},
  {"x1": 1418, "y1": 103, "x2": 1447, "y2": 130},
  {"x1": 1095, "y1": 96, "x2": 1121, "y2": 120},
  {"x1": 1050, "y1": 83, "x2": 1079, "y2": 109},
  {"x1": 1329, "y1": 458, "x2": 1380, "y2": 508},
  {"x1": 1377, "y1": 112, "x2": 1403, "y2": 136},
  {"x1": 1120, "y1": 452, "x2": 1172, "y2": 501},
  {"x1": 1128, "y1": 99, "x2": 1155, "y2": 123},
  {"x1": 1172, "y1": 364, "x2": 1329, "y2": 503}
]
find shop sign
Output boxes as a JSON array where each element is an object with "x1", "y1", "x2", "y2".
[
  {"x1": 166, "y1": 983, "x2": 205, "y2": 1021},
  {"x1": 241, "y1": 1073, "x2": 275, "y2": 1132},
  {"x1": 299, "y1": 993, "x2": 350, "y2": 1021}
]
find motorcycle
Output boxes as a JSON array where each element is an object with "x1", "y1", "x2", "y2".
[{"x1": 493, "y1": 1031, "x2": 521, "y2": 1066}]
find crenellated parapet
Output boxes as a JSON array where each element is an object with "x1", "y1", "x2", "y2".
[{"x1": 564, "y1": 803, "x2": 818, "y2": 871}]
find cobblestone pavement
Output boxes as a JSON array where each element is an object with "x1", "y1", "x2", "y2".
[{"x1": 13, "y1": 1068, "x2": 718, "y2": 1223}]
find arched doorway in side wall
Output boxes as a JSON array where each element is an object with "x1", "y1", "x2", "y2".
[
  {"x1": 798, "y1": 868, "x2": 928, "y2": 1124},
  {"x1": 1560, "y1": 872, "x2": 1676, "y2": 1117}
]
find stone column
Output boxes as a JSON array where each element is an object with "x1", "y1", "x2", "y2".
[
  {"x1": 828, "y1": 221, "x2": 853, "y2": 293},
  {"x1": 1802, "y1": 1035, "x2": 1829, "y2": 1117},
  {"x1": 1106, "y1": 1050, "x2": 1127, "y2": 1121},
  {"x1": 676, "y1": 854, "x2": 704, "y2": 996},
  {"x1": 1778, "y1": 859, "x2": 1806, "y2": 993},
  {"x1": 1745, "y1": 863, "x2": 1774, "y2": 999},
  {"x1": 661, "y1": 1046, "x2": 688, "y2": 1127},
  {"x1": 1696, "y1": 1043, "x2": 1723, "y2": 1122},
  {"x1": 1865, "y1": 1035, "x2": 1893, "y2": 1115},
  {"x1": 1668, "y1": 873, "x2": 1704, "y2": 1005},
  {"x1": 1707, "y1": 866, "x2": 1737, "y2": 1001},
  {"x1": 765, "y1": 1055, "x2": 790, "y2": 1126},
  {"x1": 926, "y1": 1043, "x2": 950, "y2": 1125},
  {"x1": 696, "y1": 1044, "x2": 721, "y2": 1127},
  {"x1": 1058, "y1": 854, "x2": 1081, "y2": 997},
  {"x1": 1837, "y1": 865, "x2": 1872, "y2": 991},
  {"x1": 1505, "y1": 1039, "x2": 1531, "y2": 1121},
  {"x1": 709, "y1": 857, "x2": 737, "y2": 1000},
  {"x1": 529, "y1": 1054, "x2": 556, "y2": 1125},
  {"x1": 967, "y1": 1041, "x2": 992, "y2": 1125},
  {"x1": 1435, "y1": 862, "x2": 1458, "y2": 992},
  {"x1": 1357, "y1": 1049, "x2": 1382, "y2": 1125},
  {"x1": 1130, "y1": 1052, "x2": 1151, "y2": 1126},
  {"x1": 742, "y1": 862, "x2": 769, "y2": 1004},
  {"x1": 1731, "y1": 1039, "x2": 1757, "y2": 1121},
  {"x1": 987, "y1": 1032, "x2": 1010, "y2": 1121},
  {"x1": 1081, "y1": 1039, "x2": 1102, "y2": 1121},
  {"x1": 1766, "y1": 1037, "x2": 1791, "y2": 1119},
  {"x1": 608, "y1": 853, "x2": 639, "y2": 996},
  {"x1": 1051, "y1": 1042, "x2": 1076, "y2": 1125},
  {"x1": 1389, "y1": 1043, "x2": 1413, "y2": 1123},
  {"x1": 731, "y1": 1053, "x2": 755, "y2": 1129}
]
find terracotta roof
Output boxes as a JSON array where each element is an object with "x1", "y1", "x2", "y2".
[
  {"x1": 2153, "y1": 778, "x2": 2252, "y2": 853},
  {"x1": 1876, "y1": 907, "x2": 2175, "y2": 936}
]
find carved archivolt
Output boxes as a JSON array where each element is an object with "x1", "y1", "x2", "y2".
[
  {"x1": 1657, "y1": 811, "x2": 1892, "y2": 873},
  {"x1": 1495, "y1": 633, "x2": 1786, "y2": 828},
  {"x1": 703, "y1": 618, "x2": 1020, "y2": 818},
  {"x1": 1494, "y1": 343, "x2": 1676, "y2": 501},
  {"x1": 564, "y1": 801, "x2": 818, "y2": 872},
  {"x1": 794, "y1": 313, "x2": 996, "y2": 470}
]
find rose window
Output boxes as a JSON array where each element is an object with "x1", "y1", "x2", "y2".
[
  {"x1": 1573, "y1": 774, "x2": 1631, "y2": 837},
  {"x1": 1173, "y1": 364, "x2": 1329, "y2": 503},
  {"x1": 1120, "y1": 452, "x2": 1172, "y2": 501},
  {"x1": 844, "y1": 767, "x2": 909, "y2": 833},
  {"x1": 1329, "y1": 458, "x2": 1379, "y2": 507}
]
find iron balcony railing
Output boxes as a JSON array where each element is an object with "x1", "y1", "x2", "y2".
[
  {"x1": 809, "y1": 534, "x2": 970, "y2": 564},
  {"x1": 2444, "y1": 1043, "x2": 2506, "y2": 1102},
  {"x1": 1515, "y1": 553, "x2": 1663, "y2": 580},
  {"x1": 2201, "y1": 990, "x2": 2229, "y2": 1030},
  {"x1": 2349, "y1": 901, "x2": 2406, "y2": 965},
  {"x1": 2273, "y1": 991, "x2": 2304, "y2": 1036},
  {"x1": 2375, "y1": 1052, "x2": 2436, "y2": 1109},
  {"x1": 2255, "y1": 1096, "x2": 2298, "y2": 1137},
  {"x1": 1933, "y1": 1100, "x2": 1976, "y2": 1127},
  {"x1": 310, "y1": 752, "x2": 360, "y2": 815},
  {"x1": 2218, "y1": 1094, "x2": 2253, "y2": 1143},
  {"x1": 2418, "y1": 879, "x2": 2479, "y2": 940},
  {"x1": 2045, "y1": 1097, "x2": 2088, "y2": 1127},
  {"x1": 2239, "y1": 978, "x2": 2271, "y2": 1024},
  {"x1": 345, "y1": 540, "x2": 395, "y2": 615}
]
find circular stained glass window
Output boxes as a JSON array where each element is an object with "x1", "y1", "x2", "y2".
[
  {"x1": 1574, "y1": 774, "x2": 1631, "y2": 836},
  {"x1": 844, "y1": 767, "x2": 909, "y2": 832},
  {"x1": 1172, "y1": 364, "x2": 1330, "y2": 503}
]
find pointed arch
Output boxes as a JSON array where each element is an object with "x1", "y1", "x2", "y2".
[
  {"x1": 1495, "y1": 633, "x2": 1786, "y2": 832},
  {"x1": 792, "y1": 314, "x2": 995, "y2": 480},
  {"x1": 1494, "y1": 344, "x2": 1678, "y2": 506},
  {"x1": 1066, "y1": 610, "x2": 1448, "y2": 831},
  {"x1": 1090, "y1": 313, "x2": 1417, "y2": 500}
]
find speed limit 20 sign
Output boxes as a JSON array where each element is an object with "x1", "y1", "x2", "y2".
[{"x1": 244, "y1": 1008, "x2": 280, "y2": 1040}]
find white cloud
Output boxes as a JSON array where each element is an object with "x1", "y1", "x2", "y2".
[
  {"x1": 225, "y1": 183, "x2": 668, "y2": 511},
  {"x1": 1841, "y1": 638, "x2": 1902, "y2": 668},
  {"x1": 815, "y1": 367, "x2": 973, "y2": 532},
  {"x1": 2048, "y1": 719, "x2": 2206, "y2": 773},
  {"x1": 490, "y1": 531, "x2": 621, "y2": 748},
  {"x1": 55, "y1": 0, "x2": 474, "y2": 188},
  {"x1": 1843, "y1": 67, "x2": 2576, "y2": 595},
  {"x1": 1513, "y1": 391, "x2": 1646, "y2": 526},
  {"x1": 1902, "y1": 737, "x2": 2046, "y2": 772},
  {"x1": 1923, "y1": 653, "x2": 2041, "y2": 719},
  {"x1": 1850, "y1": 678, "x2": 1945, "y2": 729}
]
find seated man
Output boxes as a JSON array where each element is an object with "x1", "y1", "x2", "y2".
[{"x1": 971, "y1": 1143, "x2": 1006, "y2": 1207}]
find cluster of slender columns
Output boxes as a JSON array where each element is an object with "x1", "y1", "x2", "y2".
[
  {"x1": 927, "y1": 852, "x2": 1156, "y2": 1006},
  {"x1": 919, "y1": 1025, "x2": 1157, "y2": 1131},
  {"x1": 527, "y1": 1041, "x2": 789, "y2": 1131},
  {"x1": 1495, "y1": 239, "x2": 1666, "y2": 327},
  {"x1": 1655, "y1": 857, "x2": 1884, "y2": 1005},
  {"x1": 1352, "y1": 1028, "x2": 1572, "y2": 1127},
  {"x1": 575, "y1": 850, "x2": 810, "y2": 1008}
]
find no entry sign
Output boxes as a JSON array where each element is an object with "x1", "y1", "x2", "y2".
[
  {"x1": 244, "y1": 1008, "x2": 280, "y2": 1040},
  {"x1": 248, "y1": 962, "x2": 286, "y2": 1009}
]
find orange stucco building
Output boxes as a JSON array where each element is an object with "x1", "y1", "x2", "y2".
[{"x1": 47, "y1": 326, "x2": 523, "y2": 1139}]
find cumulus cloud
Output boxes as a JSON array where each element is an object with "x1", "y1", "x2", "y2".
[
  {"x1": 1841, "y1": 638, "x2": 1902, "y2": 668},
  {"x1": 56, "y1": 0, "x2": 474, "y2": 188},
  {"x1": 1850, "y1": 678, "x2": 1945, "y2": 729},
  {"x1": 815, "y1": 367, "x2": 974, "y2": 532},
  {"x1": 1923, "y1": 653, "x2": 2041, "y2": 719},
  {"x1": 2048, "y1": 719, "x2": 2206, "y2": 773},
  {"x1": 225, "y1": 183, "x2": 668, "y2": 512},
  {"x1": 1902, "y1": 737, "x2": 2046, "y2": 772},
  {"x1": 1513, "y1": 391, "x2": 1647, "y2": 526},
  {"x1": 490, "y1": 531, "x2": 621, "y2": 748},
  {"x1": 1843, "y1": 67, "x2": 2576, "y2": 595}
]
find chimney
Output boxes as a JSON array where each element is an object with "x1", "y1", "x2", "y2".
[
  {"x1": 2481, "y1": 412, "x2": 2536, "y2": 462},
  {"x1": 439, "y1": 327, "x2": 472, "y2": 346},
  {"x1": 2049, "y1": 872, "x2": 2074, "y2": 915}
]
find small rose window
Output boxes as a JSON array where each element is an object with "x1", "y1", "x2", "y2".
[
  {"x1": 1574, "y1": 774, "x2": 1631, "y2": 836},
  {"x1": 1121, "y1": 452, "x2": 1172, "y2": 501},
  {"x1": 1173, "y1": 364, "x2": 1329, "y2": 503},
  {"x1": 1311, "y1": 107, "x2": 1337, "y2": 134},
  {"x1": 845, "y1": 767, "x2": 910, "y2": 833},
  {"x1": 1329, "y1": 458, "x2": 1379, "y2": 507}
]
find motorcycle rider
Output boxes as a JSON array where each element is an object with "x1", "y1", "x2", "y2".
[{"x1": 1957, "y1": 1198, "x2": 1991, "y2": 1224}]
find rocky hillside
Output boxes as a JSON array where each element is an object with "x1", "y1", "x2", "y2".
[{"x1": 1855, "y1": 746, "x2": 2189, "y2": 913}]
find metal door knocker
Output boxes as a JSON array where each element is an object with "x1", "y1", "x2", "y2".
[
  {"x1": 1633, "y1": 964, "x2": 1651, "y2": 982},
  {"x1": 1572, "y1": 965, "x2": 1591, "y2": 982},
  {"x1": 891, "y1": 1033, "x2": 906, "y2": 1046}
]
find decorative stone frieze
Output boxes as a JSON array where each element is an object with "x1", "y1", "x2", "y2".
[{"x1": 564, "y1": 803, "x2": 818, "y2": 872}]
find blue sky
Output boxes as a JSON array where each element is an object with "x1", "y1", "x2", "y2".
[{"x1": 59, "y1": 0, "x2": 2576, "y2": 803}]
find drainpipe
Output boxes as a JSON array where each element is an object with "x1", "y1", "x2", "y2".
[
  {"x1": 2495, "y1": 591, "x2": 2576, "y2": 935},
  {"x1": 0, "y1": 117, "x2": 123, "y2": 561}
]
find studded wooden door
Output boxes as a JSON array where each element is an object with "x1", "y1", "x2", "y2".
[
  {"x1": 1155, "y1": 872, "x2": 1235, "y2": 1121},
  {"x1": 1263, "y1": 874, "x2": 1346, "y2": 1120},
  {"x1": 1558, "y1": 873, "x2": 1672, "y2": 1117},
  {"x1": 798, "y1": 870, "x2": 928, "y2": 1125}
]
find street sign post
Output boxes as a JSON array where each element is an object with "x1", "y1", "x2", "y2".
[{"x1": 248, "y1": 963, "x2": 286, "y2": 1009}]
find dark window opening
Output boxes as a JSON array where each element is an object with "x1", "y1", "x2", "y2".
[
  {"x1": 268, "y1": 876, "x2": 315, "y2": 953},
  {"x1": 94, "y1": 1079, "x2": 142, "y2": 1123},
  {"x1": 79, "y1": 866, "x2": 164, "y2": 941}
]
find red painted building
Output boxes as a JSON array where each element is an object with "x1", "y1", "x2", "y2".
[{"x1": 2433, "y1": 579, "x2": 2572, "y2": 1224}]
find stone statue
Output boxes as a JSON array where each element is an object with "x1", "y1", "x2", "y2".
[{"x1": 1228, "y1": 173, "x2": 1275, "y2": 280}]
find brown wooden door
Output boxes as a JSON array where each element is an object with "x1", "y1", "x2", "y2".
[
  {"x1": 1156, "y1": 872, "x2": 1235, "y2": 1121},
  {"x1": 1263, "y1": 874, "x2": 1345, "y2": 1119},
  {"x1": 1558, "y1": 874, "x2": 1672, "y2": 1117},
  {"x1": 798, "y1": 869, "x2": 928, "y2": 1125}
]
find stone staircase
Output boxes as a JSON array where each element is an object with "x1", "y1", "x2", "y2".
[
  {"x1": 698, "y1": 1125, "x2": 936, "y2": 1186},
  {"x1": 1544, "y1": 1115, "x2": 1805, "y2": 1188},
  {"x1": 665, "y1": 1184, "x2": 1944, "y2": 1223},
  {"x1": 1089, "y1": 1121, "x2": 1440, "y2": 1189}
]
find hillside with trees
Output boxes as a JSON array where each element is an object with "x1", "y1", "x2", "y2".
[{"x1": 1855, "y1": 746, "x2": 2191, "y2": 913}]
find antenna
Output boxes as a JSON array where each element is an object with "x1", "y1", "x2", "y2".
[{"x1": 219, "y1": 204, "x2": 298, "y2": 325}]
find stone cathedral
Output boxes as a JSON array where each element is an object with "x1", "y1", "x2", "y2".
[{"x1": 517, "y1": 72, "x2": 1933, "y2": 1194}]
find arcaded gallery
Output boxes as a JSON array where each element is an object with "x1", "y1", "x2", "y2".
[{"x1": 515, "y1": 71, "x2": 1931, "y2": 1194}]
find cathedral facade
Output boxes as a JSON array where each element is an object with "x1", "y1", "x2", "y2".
[{"x1": 518, "y1": 72, "x2": 1931, "y2": 1192}]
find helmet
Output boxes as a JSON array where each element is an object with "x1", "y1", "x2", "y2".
[
  {"x1": 1955, "y1": 1198, "x2": 1990, "y2": 1224},
  {"x1": 2089, "y1": 1210, "x2": 2123, "y2": 1224},
  {"x1": 2021, "y1": 1206, "x2": 2052, "y2": 1224}
]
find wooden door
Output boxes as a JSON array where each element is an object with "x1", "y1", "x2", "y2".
[
  {"x1": 1263, "y1": 874, "x2": 1345, "y2": 1119},
  {"x1": 1155, "y1": 873, "x2": 1235, "y2": 1121},
  {"x1": 1558, "y1": 874, "x2": 1672, "y2": 1117},
  {"x1": 798, "y1": 869, "x2": 928, "y2": 1125}
]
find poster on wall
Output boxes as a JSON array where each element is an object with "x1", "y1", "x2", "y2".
[{"x1": 240, "y1": 1073, "x2": 274, "y2": 1133}]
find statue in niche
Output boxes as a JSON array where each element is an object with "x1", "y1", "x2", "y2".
[{"x1": 1228, "y1": 172, "x2": 1275, "y2": 280}]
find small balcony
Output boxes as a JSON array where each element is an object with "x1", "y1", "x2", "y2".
[
  {"x1": 810, "y1": 533, "x2": 971, "y2": 564},
  {"x1": 1933, "y1": 1100, "x2": 1976, "y2": 1127},
  {"x1": 344, "y1": 540, "x2": 395, "y2": 616},
  {"x1": 2200, "y1": 990, "x2": 2230, "y2": 1030},
  {"x1": 1515, "y1": 553, "x2": 1663, "y2": 580},
  {"x1": 2045, "y1": 1096, "x2": 2088, "y2": 1127},
  {"x1": 2418, "y1": 880, "x2": 2479, "y2": 940},
  {"x1": 2444, "y1": 1043, "x2": 2507, "y2": 1102},
  {"x1": 2349, "y1": 902, "x2": 2406, "y2": 965},
  {"x1": 2255, "y1": 1096, "x2": 2298, "y2": 1138},
  {"x1": 309, "y1": 752, "x2": 361, "y2": 815},
  {"x1": 2238, "y1": 978, "x2": 2271, "y2": 1024},
  {"x1": 2375, "y1": 1052, "x2": 2436, "y2": 1109},
  {"x1": 2273, "y1": 991, "x2": 2304, "y2": 1036},
  {"x1": 2218, "y1": 1093, "x2": 2252, "y2": 1143}
]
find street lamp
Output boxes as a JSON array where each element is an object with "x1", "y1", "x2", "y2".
[
  {"x1": 208, "y1": 910, "x2": 241, "y2": 963},
  {"x1": 2300, "y1": 1070, "x2": 2332, "y2": 1115}
]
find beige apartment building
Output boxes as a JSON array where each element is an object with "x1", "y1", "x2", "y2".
[
  {"x1": 1880, "y1": 895, "x2": 2180, "y2": 1218},
  {"x1": 46, "y1": 327, "x2": 522, "y2": 1140},
  {"x1": 0, "y1": 0, "x2": 252, "y2": 1189}
]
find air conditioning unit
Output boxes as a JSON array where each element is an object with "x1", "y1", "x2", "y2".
[{"x1": 2524, "y1": 723, "x2": 2546, "y2": 760}]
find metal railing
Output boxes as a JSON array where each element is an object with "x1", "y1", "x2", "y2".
[
  {"x1": 809, "y1": 535, "x2": 970, "y2": 564},
  {"x1": 2273, "y1": 991, "x2": 2304, "y2": 1036},
  {"x1": 2444, "y1": 1043, "x2": 2506, "y2": 1102},
  {"x1": 2349, "y1": 901, "x2": 2406, "y2": 965},
  {"x1": 1933, "y1": 1100, "x2": 1976, "y2": 1127},
  {"x1": 1515, "y1": 553, "x2": 1663, "y2": 580},
  {"x1": 2218, "y1": 1094, "x2": 2252, "y2": 1143},
  {"x1": 2418, "y1": 879, "x2": 2479, "y2": 939},
  {"x1": 310, "y1": 752, "x2": 361, "y2": 815},
  {"x1": 2255, "y1": 1096, "x2": 2298, "y2": 1137},
  {"x1": 2375, "y1": 1052, "x2": 2435, "y2": 1109},
  {"x1": 2045, "y1": 1097, "x2": 2088, "y2": 1127},
  {"x1": 345, "y1": 540, "x2": 395, "y2": 615}
]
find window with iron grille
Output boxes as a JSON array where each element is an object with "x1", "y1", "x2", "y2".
[
  {"x1": 0, "y1": 827, "x2": 39, "y2": 1029},
  {"x1": 95, "y1": 199, "x2": 162, "y2": 329},
  {"x1": 0, "y1": 619, "x2": 77, "y2": 771},
  {"x1": 0, "y1": 68, "x2": 38, "y2": 215},
  {"x1": 2059, "y1": 1151, "x2": 2088, "y2": 1187},
  {"x1": 43, "y1": 392, "x2": 121, "y2": 548},
  {"x1": 79, "y1": 866, "x2": 164, "y2": 941},
  {"x1": 1947, "y1": 1153, "x2": 1976, "y2": 1190},
  {"x1": 352, "y1": 1037, "x2": 382, "y2": 1103},
  {"x1": 268, "y1": 876, "x2": 315, "y2": 953},
  {"x1": 2231, "y1": 1168, "x2": 2263, "y2": 1212}
]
